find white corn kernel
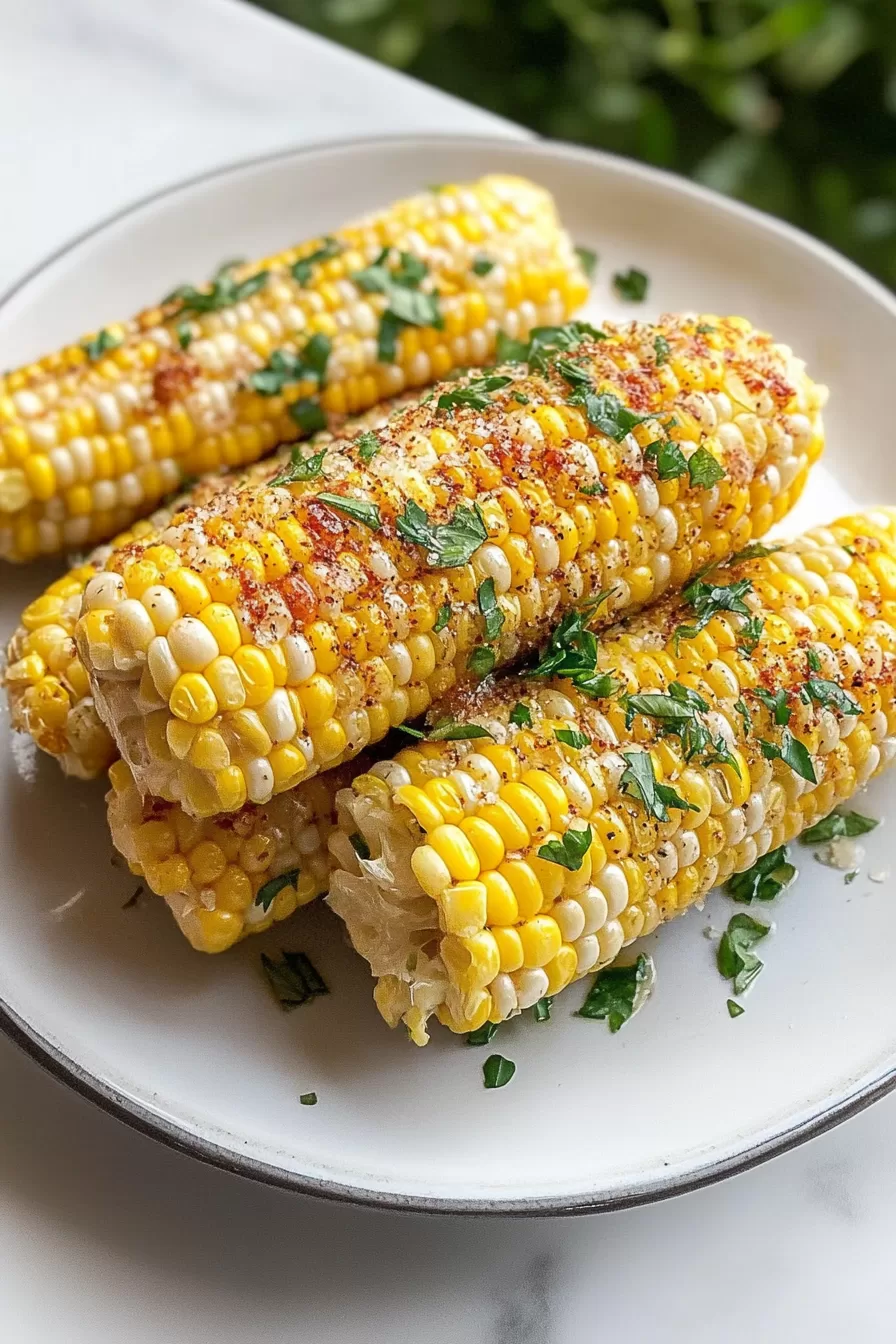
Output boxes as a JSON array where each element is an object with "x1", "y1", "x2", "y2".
[{"x1": 167, "y1": 617, "x2": 219, "y2": 672}]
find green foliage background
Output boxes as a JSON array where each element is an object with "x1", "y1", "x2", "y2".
[{"x1": 255, "y1": 0, "x2": 896, "y2": 286}]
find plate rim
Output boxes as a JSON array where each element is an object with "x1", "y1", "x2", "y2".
[{"x1": 4, "y1": 128, "x2": 896, "y2": 1217}]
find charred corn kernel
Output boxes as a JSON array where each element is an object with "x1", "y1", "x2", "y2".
[
  {"x1": 326, "y1": 510, "x2": 896, "y2": 1042},
  {"x1": 439, "y1": 881, "x2": 488, "y2": 936},
  {"x1": 3, "y1": 176, "x2": 587, "y2": 561},
  {"x1": 75, "y1": 315, "x2": 824, "y2": 814}
]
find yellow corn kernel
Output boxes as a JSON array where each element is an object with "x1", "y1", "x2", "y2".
[
  {"x1": 481, "y1": 871, "x2": 519, "y2": 925},
  {"x1": 199, "y1": 603, "x2": 241, "y2": 656},
  {"x1": 145, "y1": 855, "x2": 191, "y2": 897},
  {"x1": 498, "y1": 859, "x2": 544, "y2": 919},
  {"x1": 459, "y1": 817, "x2": 505, "y2": 871},
  {"x1": 518, "y1": 915, "x2": 562, "y2": 968},
  {"x1": 521, "y1": 769, "x2": 574, "y2": 828},
  {"x1": 441, "y1": 931, "x2": 500, "y2": 993},
  {"x1": 233, "y1": 646, "x2": 275, "y2": 707},
  {"x1": 395, "y1": 784, "x2": 444, "y2": 833},
  {"x1": 192, "y1": 908, "x2": 242, "y2": 953},
  {"x1": 439, "y1": 881, "x2": 488, "y2": 936},
  {"x1": 188, "y1": 726, "x2": 231, "y2": 771},
  {"x1": 167, "y1": 568, "x2": 211, "y2": 615},
  {"x1": 527, "y1": 849, "x2": 568, "y2": 905},
  {"x1": 424, "y1": 778, "x2": 465, "y2": 827},
  {"x1": 544, "y1": 945, "x2": 577, "y2": 995},
  {"x1": 213, "y1": 766, "x2": 248, "y2": 812},
  {"x1": 428, "y1": 824, "x2": 481, "y2": 882},
  {"x1": 169, "y1": 673, "x2": 218, "y2": 724},
  {"x1": 214, "y1": 866, "x2": 254, "y2": 913},
  {"x1": 478, "y1": 800, "x2": 530, "y2": 851},
  {"x1": 311, "y1": 718, "x2": 347, "y2": 763},
  {"x1": 298, "y1": 673, "x2": 337, "y2": 727},
  {"x1": 411, "y1": 844, "x2": 452, "y2": 897},
  {"x1": 498, "y1": 782, "x2": 551, "y2": 839},
  {"x1": 188, "y1": 840, "x2": 227, "y2": 885},
  {"x1": 492, "y1": 926, "x2": 524, "y2": 974},
  {"x1": 478, "y1": 743, "x2": 522, "y2": 783}
]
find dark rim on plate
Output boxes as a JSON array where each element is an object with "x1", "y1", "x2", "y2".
[{"x1": 3, "y1": 131, "x2": 896, "y2": 1216}]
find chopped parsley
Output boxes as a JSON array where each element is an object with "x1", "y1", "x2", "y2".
[
  {"x1": 845, "y1": 870, "x2": 859, "y2": 885},
  {"x1": 467, "y1": 645, "x2": 496, "y2": 678},
  {"x1": 532, "y1": 996, "x2": 553, "y2": 1022},
  {"x1": 437, "y1": 374, "x2": 512, "y2": 413},
  {"x1": 575, "y1": 245, "x2": 598, "y2": 279},
  {"x1": 433, "y1": 601, "x2": 452, "y2": 633},
  {"x1": 800, "y1": 810, "x2": 879, "y2": 844},
  {"x1": 759, "y1": 729, "x2": 817, "y2": 784},
  {"x1": 82, "y1": 328, "x2": 121, "y2": 361},
  {"x1": 300, "y1": 1092, "x2": 318, "y2": 1105},
  {"x1": 291, "y1": 237, "x2": 342, "y2": 287},
  {"x1": 644, "y1": 436, "x2": 689, "y2": 481},
  {"x1": 560, "y1": 372, "x2": 659, "y2": 443},
  {"x1": 496, "y1": 320, "x2": 605, "y2": 371},
  {"x1": 737, "y1": 615, "x2": 765, "y2": 654},
  {"x1": 620, "y1": 750, "x2": 698, "y2": 822},
  {"x1": 495, "y1": 330, "x2": 530, "y2": 364},
  {"x1": 727, "y1": 999, "x2": 745, "y2": 1018},
  {"x1": 578, "y1": 954, "x2": 655, "y2": 1031},
  {"x1": 687, "y1": 445, "x2": 726, "y2": 490},
  {"x1": 353, "y1": 247, "x2": 443, "y2": 360},
  {"x1": 807, "y1": 648, "x2": 822, "y2": 673},
  {"x1": 654, "y1": 333, "x2": 671, "y2": 365},
  {"x1": 717, "y1": 914, "x2": 770, "y2": 995},
  {"x1": 696, "y1": 322, "x2": 716, "y2": 334},
  {"x1": 349, "y1": 833, "x2": 371, "y2": 860},
  {"x1": 355, "y1": 429, "x2": 382, "y2": 463},
  {"x1": 176, "y1": 322, "x2": 192, "y2": 350},
  {"x1": 467, "y1": 1021, "x2": 500, "y2": 1046},
  {"x1": 673, "y1": 577, "x2": 754, "y2": 652},
  {"x1": 529, "y1": 594, "x2": 618, "y2": 699},
  {"x1": 537, "y1": 825, "x2": 593, "y2": 871},
  {"x1": 753, "y1": 687, "x2": 791, "y2": 726},
  {"x1": 472, "y1": 255, "x2": 495, "y2": 276},
  {"x1": 400, "y1": 716, "x2": 494, "y2": 743},
  {"x1": 801, "y1": 678, "x2": 861, "y2": 716},
  {"x1": 613, "y1": 267, "x2": 649, "y2": 301},
  {"x1": 623, "y1": 682, "x2": 737, "y2": 771},
  {"x1": 555, "y1": 727, "x2": 590, "y2": 750},
  {"x1": 164, "y1": 264, "x2": 268, "y2": 315},
  {"x1": 580, "y1": 481, "x2": 606, "y2": 496},
  {"x1": 726, "y1": 846, "x2": 796, "y2": 904},
  {"x1": 261, "y1": 949, "x2": 328, "y2": 1010},
  {"x1": 289, "y1": 398, "x2": 327, "y2": 434},
  {"x1": 255, "y1": 868, "x2": 300, "y2": 912},
  {"x1": 509, "y1": 702, "x2": 533, "y2": 728},
  {"x1": 395, "y1": 498, "x2": 488, "y2": 568},
  {"x1": 483, "y1": 1054, "x2": 516, "y2": 1089},
  {"x1": 269, "y1": 444, "x2": 327, "y2": 486},
  {"x1": 249, "y1": 333, "x2": 331, "y2": 395},
  {"x1": 477, "y1": 577, "x2": 505, "y2": 641},
  {"x1": 316, "y1": 492, "x2": 381, "y2": 531}
]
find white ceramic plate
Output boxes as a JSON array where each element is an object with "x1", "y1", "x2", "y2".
[{"x1": 3, "y1": 134, "x2": 896, "y2": 1216}]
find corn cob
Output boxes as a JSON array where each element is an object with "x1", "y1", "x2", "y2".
[
  {"x1": 326, "y1": 509, "x2": 896, "y2": 1043},
  {"x1": 4, "y1": 398, "x2": 415, "y2": 778},
  {"x1": 76, "y1": 314, "x2": 825, "y2": 819},
  {"x1": 107, "y1": 756, "x2": 355, "y2": 953},
  {"x1": 0, "y1": 175, "x2": 588, "y2": 562}
]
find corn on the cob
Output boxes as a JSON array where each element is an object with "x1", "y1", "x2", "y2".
[
  {"x1": 76, "y1": 314, "x2": 825, "y2": 819},
  {"x1": 0, "y1": 176, "x2": 588, "y2": 562},
  {"x1": 4, "y1": 398, "x2": 415, "y2": 778},
  {"x1": 326, "y1": 509, "x2": 896, "y2": 1043},
  {"x1": 107, "y1": 756, "x2": 354, "y2": 953}
]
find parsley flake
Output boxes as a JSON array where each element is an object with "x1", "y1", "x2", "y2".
[
  {"x1": 289, "y1": 398, "x2": 327, "y2": 434},
  {"x1": 687, "y1": 445, "x2": 725, "y2": 490},
  {"x1": 717, "y1": 914, "x2": 770, "y2": 995},
  {"x1": 483, "y1": 1054, "x2": 516, "y2": 1089},
  {"x1": 579, "y1": 954, "x2": 655, "y2": 1031},
  {"x1": 249, "y1": 334, "x2": 332, "y2": 395},
  {"x1": 575, "y1": 245, "x2": 598, "y2": 279},
  {"x1": 467, "y1": 646, "x2": 496, "y2": 678},
  {"x1": 654, "y1": 334, "x2": 671, "y2": 365},
  {"x1": 555, "y1": 727, "x2": 590, "y2": 750},
  {"x1": 673, "y1": 577, "x2": 754, "y2": 652},
  {"x1": 477, "y1": 577, "x2": 505, "y2": 641},
  {"x1": 753, "y1": 687, "x2": 791, "y2": 726},
  {"x1": 644, "y1": 436, "x2": 689, "y2": 481},
  {"x1": 726, "y1": 846, "x2": 796, "y2": 903},
  {"x1": 613, "y1": 267, "x2": 649, "y2": 301},
  {"x1": 529, "y1": 595, "x2": 618, "y2": 699},
  {"x1": 801, "y1": 810, "x2": 879, "y2": 844},
  {"x1": 620, "y1": 750, "x2": 698, "y2": 822},
  {"x1": 437, "y1": 374, "x2": 512, "y2": 413},
  {"x1": 176, "y1": 322, "x2": 192, "y2": 350},
  {"x1": 801, "y1": 678, "x2": 861, "y2": 716},
  {"x1": 164, "y1": 265, "x2": 268, "y2": 315},
  {"x1": 396, "y1": 498, "x2": 488, "y2": 568},
  {"x1": 433, "y1": 601, "x2": 452, "y2": 633},
  {"x1": 316, "y1": 492, "x2": 381, "y2": 531},
  {"x1": 291, "y1": 237, "x2": 342, "y2": 287},
  {"x1": 300, "y1": 1092, "x2": 318, "y2": 1105},
  {"x1": 261, "y1": 950, "x2": 328, "y2": 1010},
  {"x1": 537, "y1": 825, "x2": 593, "y2": 871},
  {"x1": 467, "y1": 1021, "x2": 500, "y2": 1046},
  {"x1": 424, "y1": 716, "x2": 494, "y2": 743},
  {"x1": 355, "y1": 429, "x2": 382, "y2": 463},
  {"x1": 532, "y1": 996, "x2": 553, "y2": 1023},
  {"x1": 509, "y1": 702, "x2": 533, "y2": 728},
  {"x1": 353, "y1": 247, "x2": 443, "y2": 360},
  {"x1": 759, "y1": 729, "x2": 817, "y2": 783},
  {"x1": 472, "y1": 255, "x2": 495, "y2": 276},
  {"x1": 727, "y1": 999, "x2": 745, "y2": 1018},
  {"x1": 269, "y1": 444, "x2": 327, "y2": 486},
  {"x1": 255, "y1": 868, "x2": 300, "y2": 912},
  {"x1": 349, "y1": 833, "x2": 371, "y2": 860},
  {"x1": 82, "y1": 329, "x2": 121, "y2": 361}
]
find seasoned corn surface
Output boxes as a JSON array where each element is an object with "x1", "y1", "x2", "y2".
[
  {"x1": 327, "y1": 509, "x2": 896, "y2": 1042},
  {"x1": 77, "y1": 314, "x2": 825, "y2": 818},
  {"x1": 108, "y1": 757, "x2": 355, "y2": 952},
  {"x1": 4, "y1": 399, "x2": 413, "y2": 778},
  {"x1": 1, "y1": 175, "x2": 588, "y2": 561}
]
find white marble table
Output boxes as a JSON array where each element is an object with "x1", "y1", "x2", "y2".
[{"x1": 2, "y1": 0, "x2": 893, "y2": 1337}]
